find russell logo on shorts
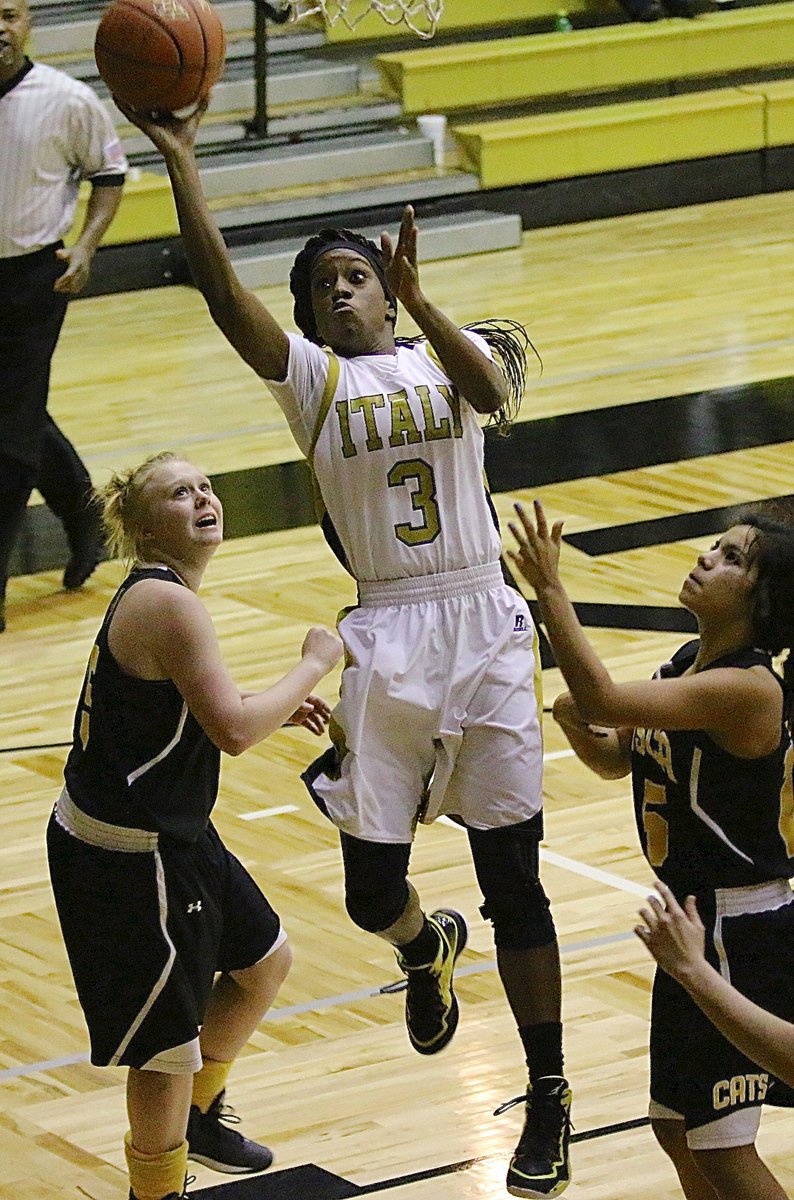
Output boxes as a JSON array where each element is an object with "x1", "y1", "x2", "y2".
[{"x1": 514, "y1": 614, "x2": 527, "y2": 632}]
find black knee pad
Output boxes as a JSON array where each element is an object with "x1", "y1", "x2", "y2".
[
  {"x1": 479, "y1": 879, "x2": 556, "y2": 950},
  {"x1": 340, "y1": 832, "x2": 411, "y2": 933},
  {"x1": 468, "y1": 818, "x2": 557, "y2": 951},
  {"x1": 345, "y1": 879, "x2": 411, "y2": 933}
]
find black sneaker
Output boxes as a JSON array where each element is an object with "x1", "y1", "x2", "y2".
[
  {"x1": 62, "y1": 498, "x2": 104, "y2": 590},
  {"x1": 496, "y1": 1076, "x2": 572, "y2": 1198},
  {"x1": 396, "y1": 908, "x2": 467, "y2": 1055},
  {"x1": 187, "y1": 1093, "x2": 273, "y2": 1174}
]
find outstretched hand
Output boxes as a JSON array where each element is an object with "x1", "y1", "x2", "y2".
[
  {"x1": 285, "y1": 694, "x2": 333, "y2": 736},
  {"x1": 381, "y1": 205, "x2": 421, "y2": 306},
  {"x1": 508, "y1": 500, "x2": 564, "y2": 594},
  {"x1": 635, "y1": 881, "x2": 707, "y2": 982},
  {"x1": 114, "y1": 94, "x2": 209, "y2": 156}
]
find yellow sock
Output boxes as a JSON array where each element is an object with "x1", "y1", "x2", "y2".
[
  {"x1": 191, "y1": 1057, "x2": 232, "y2": 1114},
  {"x1": 124, "y1": 1132, "x2": 187, "y2": 1200}
]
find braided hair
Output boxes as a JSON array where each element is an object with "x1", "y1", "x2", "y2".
[{"x1": 461, "y1": 318, "x2": 537, "y2": 433}]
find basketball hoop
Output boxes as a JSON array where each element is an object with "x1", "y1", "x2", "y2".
[{"x1": 287, "y1": 0, "x2": 443, "y2": 39}]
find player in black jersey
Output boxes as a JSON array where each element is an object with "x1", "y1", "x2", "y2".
[
  {"x1": 636, "y1": 880, "x2": 794, "y2": 1090},
  {"x1": 509, "y1": 501, "x2": 794, "y2": 1200},
  {"x1": 46, "y1": 452, "x2": 342, "y2": 1200}
]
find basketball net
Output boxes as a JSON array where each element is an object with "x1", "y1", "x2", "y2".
[{"x1": 288, "y1": 0, "x2": 443, "y2": 39}]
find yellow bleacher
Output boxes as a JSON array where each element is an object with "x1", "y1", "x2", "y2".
[
  {"x1": 741, "y1": 76, "x2": 794, "y2": 146},
  {"x1": 70, "y1": 172, "x2": 178, "y2": 246},
  {"x1": 453, "y1": 88, "x2": 766, "y2": 187},
  {"x1": 375, "y1": 3, "x2": 794, "y2": 113}
]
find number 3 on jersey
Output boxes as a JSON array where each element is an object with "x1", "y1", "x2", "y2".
[{"x1": 388, "y1": 458, "x2": 441, "y2": 546}]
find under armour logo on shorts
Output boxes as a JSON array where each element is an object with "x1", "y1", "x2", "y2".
[{"x1": 187, "y1": 900, "x2": 203, "y2": 913}]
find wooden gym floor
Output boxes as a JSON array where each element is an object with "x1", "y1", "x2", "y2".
[{"x1": 1, "y1": 190, "x2": 794, "y2": 1200}]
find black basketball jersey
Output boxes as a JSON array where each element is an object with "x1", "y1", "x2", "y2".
[
  {"x1": 64, "y1": 567, "x2": 220, "y2": 843},
  {"x1": 631, "y1": 640, "x2": 794, "y2": 896}
]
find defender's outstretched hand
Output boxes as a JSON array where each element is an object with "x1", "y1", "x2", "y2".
[
  {"x1": 286, "y1": 694, "x2": 333, "y2": 736},
  {"x1": 508, "y1": 500, "x2": 565, "y2": 595},
  {"x1": 635, "y1": 881, "x2": 706, "y2": 983}
]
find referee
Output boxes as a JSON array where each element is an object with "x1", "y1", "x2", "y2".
[{"x1": 0, "y1": 0, "x2": 127, "y2": 633}]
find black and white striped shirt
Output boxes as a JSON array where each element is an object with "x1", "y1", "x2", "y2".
[{"x1": 0, "y1": 60, "x2": 127, "y2": 258}]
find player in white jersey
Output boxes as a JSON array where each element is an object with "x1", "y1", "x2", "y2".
[
  {"x1": 271, "y1": 327, "x2": 501, "y2": 580},
  {"x1": 126, "y1": 97, "x2": 572, "y2": 1199}
]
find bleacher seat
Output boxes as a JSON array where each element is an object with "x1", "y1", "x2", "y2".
[{"x1": 375, "y1": 4, "x2": 794, "y2": 114}]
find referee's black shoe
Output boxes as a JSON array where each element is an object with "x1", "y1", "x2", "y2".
[
  {"x1": 187, "y1": 1093, "x2": 274, "y2": 1174},
  {"x1": 497, "y1": 1075, "x2": 572, "y2": 1197},
  {"x1": 62, "y1": 498, "x2": 104, "y2": 590},
  {"x1": 397, "y1": 908, "x2": 468, "y2": 1055}
]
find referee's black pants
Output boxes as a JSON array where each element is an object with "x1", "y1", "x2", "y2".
[{"x1": 0, "y1": 246, "x2": 94, "y2": 605}]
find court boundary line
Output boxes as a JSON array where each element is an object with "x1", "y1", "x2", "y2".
[{"x1": 0, "y1": 928, "x2": 639, "y2": 1081}]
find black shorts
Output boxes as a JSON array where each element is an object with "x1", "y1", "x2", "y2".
[
  {"x1": 649, "y1": 880, "x2": 794, "y2": 1148},
  {"x1": 47, "y1": 808, "x2": 282, "y2": 1074}
]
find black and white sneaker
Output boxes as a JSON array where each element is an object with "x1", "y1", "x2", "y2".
[
  {"x1": 497, "y1": 1076, "x2": 572, "y2": 1198},
  {"x1": 187, "y1": 1093, "x2": 273, "y2": 1174},
  {"x1": 396, "y1": 908, "x2": 468, "y2": 1055}
]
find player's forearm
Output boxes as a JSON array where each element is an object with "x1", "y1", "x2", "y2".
[
  {"x1": 406, "y1": 294, "x2": 506, "y2": 412},
  {"x1": 554, "y1": 717, "x2": 631, "y2": 778},
  {"x1": 676, "y1": 961, "x2": 794, "y2": 1089},
  {"x1": 221, "y1": 656, "x2": 333, "y2": 755},
  {"x1": 534, "y1": 581, "x2": 619, "y2": 724},
  {"x1": 75, "y1": 184, "x2": 123, "y2": 255},
  {"x1": 163, "y1": 143, "x2": 241, "y2": 312}
]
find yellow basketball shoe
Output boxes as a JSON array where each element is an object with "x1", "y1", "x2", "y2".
[
  {"x1": 497, "y1": 1075, "x2": 573, "y2": 1198},
  {"x1": 396, "y1": 908, "x2": 468, "y2": 1055}
]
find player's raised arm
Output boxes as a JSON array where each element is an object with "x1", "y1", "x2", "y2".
[
  {"x1": 381, "y1": 206, "x2": 507, "y2": 414},
  {"x1": 509, "y1": 501, "x2": 783, "y2": 754},
  {"x1": 119, "y1": 100, "x2": 289, "y2": 381}
]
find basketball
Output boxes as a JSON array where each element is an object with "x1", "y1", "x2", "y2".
[{"x1": 95, "y1": 0, "x2": 226, "y2": 113}]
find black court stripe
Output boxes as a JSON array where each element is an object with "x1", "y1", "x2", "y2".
[
  {"x1": 212, "y1": 381, "x2": 794, "y2": 541},
  {"x1": 13, "y1": 379, "x2": 794, "y2": 582},
  {"x1": 484, "y1": 377, "x2": 794, "y2": 493},
  {"x1": 0, "y1": 740, "x2": 71, "y2": 753},
  {"x1": 191, "y1": 1118, "x2": 651, "y2": 1198},
  {"x1": 564, "y1": 495, "x2": 794, "y2": 557}
]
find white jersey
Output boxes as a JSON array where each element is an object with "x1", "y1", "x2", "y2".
[
  {"x1": 267, "y1": 331, "x2": 503, "y2": 582},
  {"x1": 0, "y1": 62, "x2": 127, "y2": 258}
]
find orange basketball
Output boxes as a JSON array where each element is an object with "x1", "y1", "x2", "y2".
[{"x1": 95, "y1": 0, "x2": 226, "y2": 112}]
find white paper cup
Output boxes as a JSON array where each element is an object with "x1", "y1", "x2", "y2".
[{"x1": 417, "y1": 113, "x2": 447, "y2": 168}]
